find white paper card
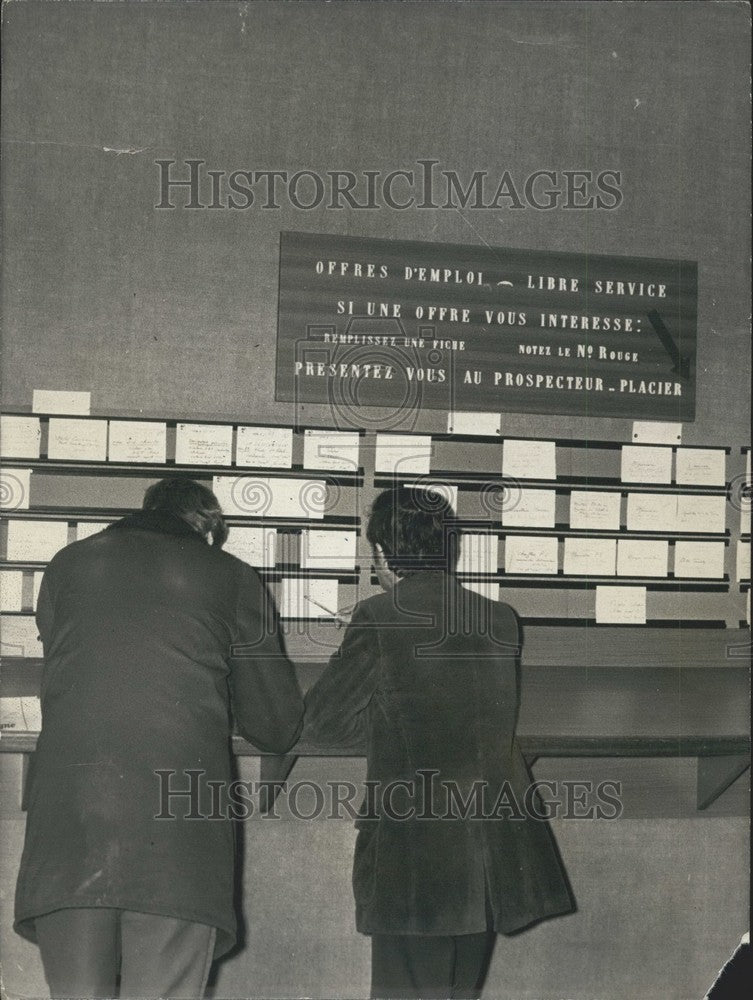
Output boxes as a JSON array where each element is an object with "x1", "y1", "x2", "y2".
[
  {"x1": 461, "y1": 580, "x2": 500, "y2": 600},
  {"x1": 447, "y1": 412, "x2": 500, "y2": 436},
  {"x1": 301, "y1": 530, "x2": 357, "y2": 570},
  {"x1": 0, "y1": 571, "x2": 24, "y2": 611},
  {"x1": 621, "y1": 445, "x2": 672, "y2": 484},
  {"x1": 737, "y1": 541, "x2": 751, "y2": 581},
  {"x1": 302, "y1": 430, "x2": 360, "y2": 472},
  {"x1": 626, "y1": 493, "x2": 677, "y2": 533},
  {"x1": 175, "y1": 423, "x2": 233, "y2": 466},
  {"x1": 674, "y1": 541, "x2": 725, "y2": 579},
  {"x1": 0, "y1": 697, "x2": 42, "y2": 732},
  {"x1": 279, "y1": 578, "x2": 339, "y2": 619},
  {"x1": 108, "y1": 421, "x2": 166, "y2": 464},
  {"x1": 741, "y1": 504, "x2": 751, "y2": 537},
  {"x1": 48, "y1": 418, "x2": 108, "y2": 461},
  {"x1": 223, "y1": 527, "x2": 276, "y2": 567},
  {"x1": 0, "y1": 416, "x2": 42, "y2": 458},
  {"x1": 0, "y1": 615, "x2": 43, "y2": 657},
  {"x1": 675, "y1": 448, "x2": 726, "y2": 486},
  {"x1": 617, "y1": 539, "x2": 668, "y2": 577},
  {"x1": 374, "y1": 434, "x2": 432, "y2": 475},
  {"x1": 267, "y1": 478, "x2": 327, "y2": 520},
  {"x1": 6, "y1": 520, "x2": 68, "y2": 562},
  {"x1": 563, "y1": 537, "x2": 616, "y2": 576},
  {"x1": 459, "y1": 534, "x2": 497, "y2": 575},
  {"x1": 236, "y1": 426, "x2": 293, "y2": 469},
  {"x1": 675, "y1": 495, "x2": 726, "y2": 534},
  {"x1": 76, "y1": 522, "x2": 111, "y2": 541},
  {"x1": 33, "y1": 389, "x2": 91, "y2": 415},
  {"x1": 213, "y1": 476, "x2": 271, "y2": 517},
  {"x1": 505, "y1": 536, "x2": 558, "y2": 575},
  {"x1": 503, "y1": 439, "x2": 556, "y2": 480},
  {"x1": 0, "y1": 468, "x2": 31, "y2": 510},
  {"x1": 595, "y1": 586, "x2": 647, "y2": 624},
  {"x1": 632, "y1": 421, "x2": 682, "y2": 445},
  {"x1": 33, "y1": 571, "x2": 44, "y2": 609},
  {"x1": 569, "y1": 491, "x2": 621, "y2": 531},
  {"x1": 501, "y1": 489, "x2": 556, "y2": 528}
]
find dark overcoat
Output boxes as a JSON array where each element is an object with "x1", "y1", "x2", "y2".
[
  {"x1": 303, "y1": 570, "x2": 575, "y2": 936},
  {"x1": 14, "y1": 510, "x2": 304, "y2": 958}
]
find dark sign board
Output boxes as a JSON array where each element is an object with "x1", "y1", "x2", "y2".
[{"x1": 275, "y1": 231, "x2": 697, "y2": 421}]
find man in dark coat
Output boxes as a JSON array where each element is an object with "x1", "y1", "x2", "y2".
[
  {"x1": 302, "y1": 486, "x2": 575, "y2": 1000},
  {"x1": 14, "y1": 478, "x2": 304, "y2": 999}
]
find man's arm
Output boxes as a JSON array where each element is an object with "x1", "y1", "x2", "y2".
[
  {"x1": 301, "y1": 600, "x2": 378, "y2": 750},
  {"x1": 227, "y1": 564, "x2": 304, "y2": 754}
]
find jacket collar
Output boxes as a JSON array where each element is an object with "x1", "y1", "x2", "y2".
[{"x1": 106, "y1": 509, "x2": 206, "y2": 541}]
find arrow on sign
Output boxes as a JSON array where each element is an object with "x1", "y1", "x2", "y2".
[{"x1": 647, "y1": 310, "x2": 691, "y2": 379}]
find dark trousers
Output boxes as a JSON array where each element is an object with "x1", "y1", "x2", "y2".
[
  {"x1": 371, "y1": 931, "x2": 496, "y2": 999},
  {"x1": 34, "y1": 907, "x2": 216, "y2": 999}
]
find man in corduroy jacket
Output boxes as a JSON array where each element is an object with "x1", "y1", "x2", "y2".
[{"x1": 302, "y1": 486, "x2": 575, "y2": 1000}]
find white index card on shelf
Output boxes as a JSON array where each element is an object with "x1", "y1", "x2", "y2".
[
  {"x1": 459, "y1": 533, "x2": 497, "y2": 576},
  {"x1": 0, "y1": 416, "x2": 42, "y2": 458},
  {"x1": 501, "y1": 489, "x2": 556, "y2": 528},
  {"x1": 0, "y1": 697, "x2": 42, "y2": 732},
  {"x1": 108, "y1": 421, "x2": 166, "y2": 464},
  {"x1": 569, "y1": 491, "x2": 621, "y2": 531},
  {"x1": 504, "y1": 536, "x2": 558, "y2": 575},
  {"x1": 236, "y1": 426, "x2": 293, "y2": 468},
  {"x1": 674, "y1": 541, "x2": 725, "y2": 579},
  {"x1": 631, "y1": 421, "x2": 682, "y2": 445},
  {"x1": 502, "y1": 439, "x2": 556, "y2": 480},
  {"x1": 223, "y1": 527, "x2": 276, "y2": 568},
  {"x1": 0, "y1": 571, "x2": 24, "y2": 611},
  {"x1": 595, "y1": 586, "x2": 647, "y2": 624},
  {"x1": 374, "y1": 434, "x2": 432, "y2": 475},
  {"x1": 626, "y1": 493, "x2": 677, "y2": 533},
  {"x1": 620, "y1": 445, "x2": 672, "y2": 484},
  {"x1": 447, "y1": 412, "x2": 501, "y2": 436},
  {"x1": 0, "y1": 615, "x2": 43, "y2": 657},
  {"x1": 32, "y1": 390, "x2": 91, "y2": 415},
  {"x1": 675, "y1": 448, "x2": 726, "y2": 487},
  {"x1": 175, "y1": 423, "x2": 233, "y2": 466},
  {"x1": 737, "y1": 540, "x2": 751, "y2": 581},
  {"x1": 267, "y1": 478, "x2": 327, "y2": 520},
  {"x1": 6, "y1": 520, "x2": 69, "y2": 562},
  {"x1": 675, "y1": 494, "x2": 726, "y2": 534},
  {"x1": 280, "y1": 578, "x2": 339, "y2": 619},
  {"x1": 617, "y1": 539, "x2": 669, "y2": 578},
  {"x1": 563, "y1": 537, "x2": 617, "y2": 576},
  {"x1": 301, "y1": 530, "x2": 357, "y2": 570},
  {"x1": 303, "y1": 430, "x2": 361, "y2": 472},
  {"x1": 48, "y1": 418, "x2": 108, "y2": 461},
  {"x1": 76, "y1": 522, "x2": 111, "y2": 541},
  {"x1": 213, "y1": 476, "x2": 271, "y2": 517},
  {"x1": 0, "y1": 468, "x2": 31, "y2": 510}
]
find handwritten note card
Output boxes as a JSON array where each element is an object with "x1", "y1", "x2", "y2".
[
  {"x1": 0, "y1": 697, "x2": 42, "y2": 732},
  {"x1": 0, "y1": 416, "x2": 41, "y2": 458},
  {"x1": 279, "y1": 578, "x2": 339, "y2": 619},
  {"x1": 459, "y1": 534, "x2": 498, "y2": 575},
  {"x1": 563, "y1": 538, "x2": 616, "y2": 576},
  {"x1": 213, "y1": 476, "x2": 271, "y2": 517},
  {"x1": 175, "y1": 423, "x2": 233, "y2": 466},
  {"x1": 569, "y1": 491, "x2": 621, "y2": 531},
  {"x1": 505, "y1": 536, "x2": 558, "y2": 575},
  {"x1": 32, "y1": 389, "x2": 90, "y2": 415},
  {"x1": 447, "y1": 412, "x2": 501, "y2": 436},
  {"x1": 303, "y1": 430, "x2": 361, "y2": 472},
  {"x1": 223, "y1": 527, "x2": 276, "y2": 568},
  {"x1": 0, "y1": 615, "x2": 43, "y2": 657},
  {"x1": 108, "y1": 421, "x2": 166, "y2": 464},
  {"x1": 617, "y1": 539, "x2": 668, "y2": 578},
  {"x1": 621, "y1": 445, "x2": 672, "y2": 484},
  {"x1": 626, "y1": 493, "x2": 678, "y2": 533},
  {"x1": 675, "y1": 448, "x2": 726, "y2": 486},
  {"x1": 6, "y1": 520, "x2": 68, "y2": 562},
  {"x1": 502, "y1": 439, "x2": 556, "y2": 480},
  {"x1": 236, "y1": 426, "x2": 293, "y2": 469},
  {"x1": 674, "y1": 541, "x2": 725, "y2": 579},
  {"x1": 0, "y1": 571, "x2": 24, "y2": 612},
  {"x1": 48, "y1": 418, "x2": 108, "y2": 461},
  {"x1": 501, "y1": 489, "x2": 556, "y2": 528},
  {"x1": 595, "y1": 586, "x2": 647, "y2": 624},
  {"x1": 374, "y1": 434, "x2": 432, "y2": 475},
  {"x1": 301, "y1": 530, "x2": 357, "y2": 570},
  {"x1": 675, "y1": 495, "x2": 726, "y2": 534},
  {"x1": 0, "y1": 468, "x2": 31, "y2": 510}
]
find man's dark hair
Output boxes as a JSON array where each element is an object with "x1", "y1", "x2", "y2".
[
  {"x1": 366, "y1": 486, "x2": 457, "y2": 574},
  {"x1": 143, "y1": 478, "x2": 229, "y2": 547}
]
